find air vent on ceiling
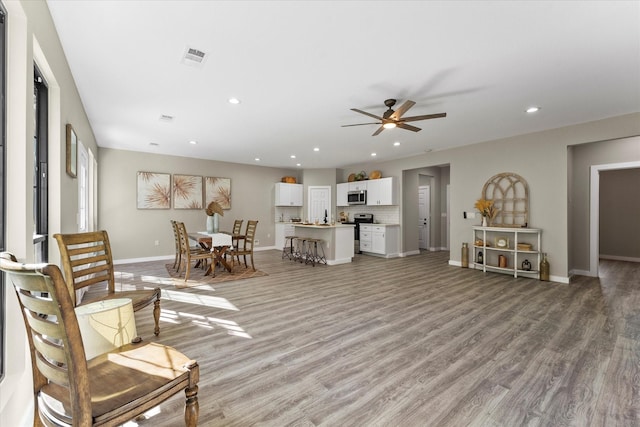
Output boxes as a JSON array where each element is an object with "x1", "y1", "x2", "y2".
[
  {"x1": 159, "y1": 114, "x2": 174, "y2": 122},
  {"x1": 181, "y1": 47, "x2": 208, "y2": 67}
]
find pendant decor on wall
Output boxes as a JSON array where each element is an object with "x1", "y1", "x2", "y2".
[{"x1": 481, "y1": 172, "x2": 529, "y2": 227}]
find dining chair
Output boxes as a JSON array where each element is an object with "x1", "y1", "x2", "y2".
[
  {"x1": 171, "y1": 220, "x2": 203, "y2": 272},
  {"x1": 0, "y1": 251, "x2": 199, "y2": 427},
  {"x1": 231, "y1": 219, "x2": 244, "y2": 248},
  {"x1": 230, "y1": 220, "x2": 259, "y2": 271},
  {"x1": 176, "y1": 221, "x2": 215, "y2": 281},
  {"x1": 54, "y1": 230, "x2": 162, "y2": 336}
]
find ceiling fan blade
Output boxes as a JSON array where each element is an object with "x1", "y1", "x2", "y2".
[
  {"x1": 399, "y1": 112, "x2": 447, "y2": 123},
  {"x1": 397, "y1": 123, "x2": 422, "y2": 132},
  {"x1": 390, "y1": 100, "x2": 416, "y2": 120},
  {"x1": 372, "y1": 125, "x2": 385, "y2": 136},
  {"x1": 351, "y1": 108, "x2": 384, "y2": 121},
  {"x1": 341, "y1": 122, "x2": 381, "y2": 127}
]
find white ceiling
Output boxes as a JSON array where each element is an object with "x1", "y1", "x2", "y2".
[{"x1": 46, "y1": 1, "x2": 640, "y2": 170}]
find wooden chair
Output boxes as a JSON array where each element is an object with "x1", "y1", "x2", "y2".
[
  {"x1": 176, "y1": 221, "x2": 215, "y2": 281},
  {"x1": 171, "y1": 220, "x2": 202, "y2": 271},
  {"x1": 230, "y1": 220, "x2": 258, "y2": 271},
  {"x1": 231, "y1": 219, "x2": 244, "y2": 249},
  {"x1": 0, "y1": 251, "x2": 199, "y2": 427},
  {"x1": 53, "y1": 230, "x2": 161, "y2": 336}
]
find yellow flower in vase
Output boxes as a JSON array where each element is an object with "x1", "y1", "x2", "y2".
[{"x1": 474, "y1": 198, "x2": 499, "y2": 226}]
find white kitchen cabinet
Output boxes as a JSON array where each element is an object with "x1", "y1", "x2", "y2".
[
  {"x1": 348, "y1": 181, "x2": 367, "y2": 191},
  {"x1": 275, "y1": 223, "x2": 296, "y2": 249},
  {"x1": 336, "y1": 182, "x2": 349, "y2": 206},
  {"x1": 366, "y1": 177, "x2": 397, "y2": 206},
  {"x1": 275, "y1": 183, "x2": 303, "y2": 206},
  {"x1": 359, "y1": 224, "x2": 399, "y2": 257}
]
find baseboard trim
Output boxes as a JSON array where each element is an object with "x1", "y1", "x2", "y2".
[{"x1": 599, "y1": 254, "x2": 640, "y2": 263}]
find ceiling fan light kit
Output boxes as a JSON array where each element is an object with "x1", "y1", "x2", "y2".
[{"x1": 342, "y1": 98, "x2": 447, "y2": 136}]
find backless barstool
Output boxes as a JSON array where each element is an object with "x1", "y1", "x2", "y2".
[
  {"x1": 304, "y1": 238, "x2": 327, "y2": 266},
  {"x1": 282, "y1": 235, "x2": 298, "y2": 260}
]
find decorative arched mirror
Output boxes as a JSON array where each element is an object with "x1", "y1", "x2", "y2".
[{"x1": 482, "y1": 172, "x2": 529, "y2": 227}]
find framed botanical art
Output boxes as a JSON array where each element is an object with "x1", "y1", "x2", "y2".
[
  {"x1": 137, "y1": 172, "x2": 171, "y2": 209},
  {"x1": 66, "y1": 124, "x2": 77, "y2": 178},
  {"x1": 173, "y1": 174, "x2": 203, "y2": 209},
  {"x1": 205, "y1": 177, "x2": 231, "y2": 209}
]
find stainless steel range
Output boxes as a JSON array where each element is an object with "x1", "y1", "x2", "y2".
[{"x1": 352, "y1": 213, "x2": 374, "y2": 254}]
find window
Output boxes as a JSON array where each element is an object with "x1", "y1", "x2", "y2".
[
  {"x1": 33, "y1": 65, "x2": 48, "y2": 262},
  {"x1": 0, "y1": 4, "x2": 7, "y2": 381}
]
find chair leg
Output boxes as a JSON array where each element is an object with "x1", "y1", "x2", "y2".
[
  {"x1": 153, "y1": 296, "x2": 161, "y2": 336},
  {"x1": 250, "y1": 253, "x2": 255, "y2": 271},
  {"x1": 184, "y1": 384, "x2": 199, "y2": 427}
]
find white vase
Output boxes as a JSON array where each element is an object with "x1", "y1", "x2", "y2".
[
  {"x1": 206, "y1": 214, "x2": 219, "y2": 233},
  {"x1": 482, "y1": 216, "x2": 488, "y2": 227}
]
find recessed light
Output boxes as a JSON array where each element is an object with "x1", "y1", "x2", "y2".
[
  {"x1": 189, "y1": 140, "x2": 197, "y2": 145},
  {"x1": 371, "y1": 152, "x2": 377, "y2": 157},
  {"x1": 296, "y1": 163, "x2": 301, "y2": 167},
  {"x1": 254, "y1": 157, "x2": 260, "y2": 161},
  {"x1": 526, "y1": 106, "x2": 540, "y2": 113},
  {"x1": 228, "y1": 98, "x2": 241, "y2": 104},
  {"x1": 393, "y1": 142, "x2": 401, "y2": 146},
  {"x1": 290, "y1": 155, "x2": 296, "y2": 159},
  {"x1": 313, "y1": 147, "x2": 320, "y2": 152}
]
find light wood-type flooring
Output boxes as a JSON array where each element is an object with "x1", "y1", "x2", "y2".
[{"x1": 110, "y1": 250, "x2": 640, "y2": 427}]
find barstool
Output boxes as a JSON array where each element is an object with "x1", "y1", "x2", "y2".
[
  {"x1": 295, "y1": 237, "x2": 308, "y2": 263},
  {"x1": 304, "y1": 238, "x2": 327, "y2": 266},
  {"x1": 282, "y1": 235, "x2": 298, "y2": 260}
]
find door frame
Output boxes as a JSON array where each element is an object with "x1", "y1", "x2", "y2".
[{"x1": 589, "y1": 160, "x2": 640, "y2": 277}]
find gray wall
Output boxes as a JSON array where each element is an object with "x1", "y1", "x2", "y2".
[
  {"x1": 599, "y1": 168, "x2": 640, "y2": 259},
  {"x1": 339, "y1": 113, "x2": 640, "y2": 280},
  {"x1": 98, "y1": 148, "x2": 298, "y2": 260}
]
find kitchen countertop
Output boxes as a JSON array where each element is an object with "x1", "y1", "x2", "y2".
[{"x1": 292, "y1": 223, "x2": 354, "y2": 229}]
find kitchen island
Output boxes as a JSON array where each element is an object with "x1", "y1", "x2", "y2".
[{"x1": 292, "y1": 223, "x2": 354, "y2": 265}]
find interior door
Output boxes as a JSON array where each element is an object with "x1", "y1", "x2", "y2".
[
  {"x1": 418, "y1": 185, "x2": 430, "y2": 250},
  {"x1": 308, "y1": 186, "x2": 331, "y2": 224}
]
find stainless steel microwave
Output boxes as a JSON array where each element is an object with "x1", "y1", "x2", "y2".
[{"x1": 347, "y1": 190, "x2": 367, "y2": 205}]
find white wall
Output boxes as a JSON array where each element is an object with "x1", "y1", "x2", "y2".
[{"x1": 1, "y1": 1, "x2": 98, "y2": 425}]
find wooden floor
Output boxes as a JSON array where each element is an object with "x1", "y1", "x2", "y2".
[{"x1": 111, "y1": 250, "x2": 640, "y2": 427}]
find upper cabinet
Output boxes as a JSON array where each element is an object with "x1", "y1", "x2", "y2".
[
  {"x1": 367, "y1": 177, "x2": 398, "y2": 206},
  {"x1": 348, "y1": 181, "x2": 367, "y2": 191},
  {"x1": 336, "y1": 183, "x2": 349, "y2": 206},
  {"x1": 275, "y1": 183, "x2": 303, "y2": 206}
]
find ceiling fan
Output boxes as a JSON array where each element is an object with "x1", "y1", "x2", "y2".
[{"x1": 342, "y1": 99, "x2": 446, "y2": 136}]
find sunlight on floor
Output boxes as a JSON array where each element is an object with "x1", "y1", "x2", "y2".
[
  {"x1": 162, "y1": 289, "x2": 238, "y2": 311},
  {"x1": 121, "y1": 405, "x2": 162, "y2": 426}
]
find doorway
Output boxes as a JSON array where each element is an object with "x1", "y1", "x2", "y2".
[
  {"x1": 307, "y1": 186, "x2": 331, "y2": 224},
  {"x1": 589, "y1": 161, "x2": 640, "y2": 276},
  {"x1": 418, "y1": 185, "x2": 430, "y2": 250}
]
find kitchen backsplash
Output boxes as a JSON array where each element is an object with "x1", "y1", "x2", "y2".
[{"x1": 339, "y1": 205, "x2": 400, "y2": 224}]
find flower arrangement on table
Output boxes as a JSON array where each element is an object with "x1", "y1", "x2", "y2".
[
  {"x1": 205, "y1": 201, "x2": 224, "y2": 233},
  {"x1": 474, "y1": 198, "x2": 499, "y2": 226},
  {"x1": 206, "y1": 201, "x2": 224, "y2": 217}
]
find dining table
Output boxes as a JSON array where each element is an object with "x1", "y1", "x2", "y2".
[{"x1": 188, "y1": 232, "x2": 234, "y2": 276}]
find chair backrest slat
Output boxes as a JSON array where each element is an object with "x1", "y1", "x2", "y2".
[
  {"x1": 243, "y1": 220, "x2": 258, "y2": 250},
  {"x1": 54, "y1": 230, "x2": 116, "y2": 305},
  {"x1": 233, "y1": 219, "x2": 243, "y2": 235}
]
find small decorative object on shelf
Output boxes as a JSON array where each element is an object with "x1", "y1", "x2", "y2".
[
  {"x1": 498, "y1": 254, "x2": 507, "y2": 268},
  {"x1": 540, "y1": 253, "x2": 550, "y2": 281},
  {"x1": 521, "y1": 259, "x2": 532, "y2": 271},
  {"x1": 461, "y1": 243, "x2": 469, "y2": 268},
  {"x1": 477, "y1": 251, "x2": 483, "y2": 264}
]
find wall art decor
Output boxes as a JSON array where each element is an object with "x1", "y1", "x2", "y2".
[
  {"x1": 481, "y1": 172, "x2": 529, "y2": 227},
  {"x1": 173, "y1": 174, "x2": 203, "y2": 209},
  {"x1": 66, "y1": 124, "x2": 77, "y2": 178},
  {"x1": 205, "y1": 177, "x2": 231, "y2": 209},
  {"x1": 136, "y1": 172, "x2": 171, "y2": 209}
]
